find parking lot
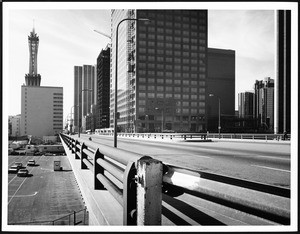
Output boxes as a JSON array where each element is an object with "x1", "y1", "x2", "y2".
[{"x1": 7, "y1": 154, "x2": 86, "y2": 225}]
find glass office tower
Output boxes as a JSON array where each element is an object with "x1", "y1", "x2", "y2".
[{"x1": 111, "y1": 9, "x2": 207, "y2": 133}]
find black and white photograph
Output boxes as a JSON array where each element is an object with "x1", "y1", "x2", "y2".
[{"x1": 2, "y1": 1, "x2": 298, "y2": 232}]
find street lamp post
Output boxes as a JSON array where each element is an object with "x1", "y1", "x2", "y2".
[
  {"x1": 209, "y1": 94, "x2": 221, "y2": 138},
  {"x1": 78, "y1": 89, "x2": 93, "y2": 138},
  {"x1": 70, "y1": 105, "x2": 79, "y2": 134},
  {"x1": 113, "y1": 17, "x2": 150, "y2": 147}
]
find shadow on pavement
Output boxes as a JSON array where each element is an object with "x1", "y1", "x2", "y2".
[{"x1": 162, "y1": 194, "x2": 225, "y2": 225}]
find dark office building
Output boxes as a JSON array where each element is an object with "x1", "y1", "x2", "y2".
[
  {"x1": 275, "y1": 10, "x2": 291, "y2": 134},
  {"x1": 111, "y1": 9, "x2": 208, "y2": 133},
  {"x1": 206, "y1": 48, "x2": 235, "y2": 132},
  {"x1": 238, "y1": 92, "x2": 254, "y2": 118},
  {"x1": 96, "y1": 46, "x2": 111, "y2": 129}
]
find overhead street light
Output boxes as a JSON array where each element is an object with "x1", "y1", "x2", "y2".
[
  {"x1": 113, "y1": 17, "x2": 150, "y2": 147},
  {"x1": 93, "y1": 29, "x2": 111, "y2": 40}
]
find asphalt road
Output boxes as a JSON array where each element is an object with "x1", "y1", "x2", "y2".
[
  {"x1": 7, "y1": 154, "x2": 86, "y2": 225},
  {"x1": 80, "y1": 134, "x2": 291, "y2": 188}
]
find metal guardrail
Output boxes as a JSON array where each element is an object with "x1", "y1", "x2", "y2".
[
  {"x1": 60, "y1": 133, "x2": 290, "y2": 225},
  {"x1": 61, "y1": 133, "x2": 163, "y2": 225}
]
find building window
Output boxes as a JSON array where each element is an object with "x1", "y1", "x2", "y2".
[
  {"x1": 148, "y1": 86, "x2": 155, "y2": 91},
  {"x1": 157, "y1": 93, "x2": 164, "y2": 98},
  {"x1": 148, "y1": 93, "x2": 155, "y2": 98},
  {"x1": 157, "y1": 78, "x2": 164, "y2": 84},
  {"x1": 166, "y1": 87, "x2": 173, "y2": 92},
  {"x1": 157, "y1": 86, "x2": 164, "y2": 91},
  {"x1": 166, "y1": 79, "x2": 172, "y2": 84}
]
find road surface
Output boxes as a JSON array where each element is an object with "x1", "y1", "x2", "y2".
[{"x1": 80, "y1": 134, "x2": 291, "y2": 188}]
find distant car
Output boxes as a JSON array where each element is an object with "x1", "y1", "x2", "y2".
[
  {"x1": 44, "y1": 153, "x2": 54, "y2": 156},
  {"x1": 14, "y1": 162, "x2": 23, "y2": 168},
  {"x1": 27, "y1": 160, "x2": 36, "y2": 166},
  {"x1": 8, "y1": 165, "x2": 20, "y2": 174},
  {"x1": 17, "y1": 169, "x2": 29, "y2": 177}
]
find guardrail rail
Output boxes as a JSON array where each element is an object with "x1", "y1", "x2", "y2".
[{"x1": 60, "y1": 133, "x2": 290, "y2": 226}]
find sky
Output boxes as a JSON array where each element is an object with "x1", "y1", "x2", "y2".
[{"x1": 3, "y1": 2, "x2": 286, "y2": 122}]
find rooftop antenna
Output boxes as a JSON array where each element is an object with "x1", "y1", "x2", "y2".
[{"x1": 33, "y1": 19, "x2": 35, "y2": 33}]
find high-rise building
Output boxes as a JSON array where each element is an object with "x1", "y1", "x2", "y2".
[
  {"x1": 110, "y1": 9, "x2": 208, "y2": 133},
  {"x1": 254, "y1": 77, "x2": 274, "y2": 131},
  {"x1": 73, "y1": 65, "x2": 96, "y2": 132},
  {"x1": 96, "y1": 45, "x2": 111, "y2": 129},
  {"x1": 20, "y1": 27, "x2": 63, "y2": 138},
  {"x1": 9, "y1": 115, "x2": 21, "y2": 137},
  {"x1": 74, "y1": 66, "x2": 82, "y2": 132},
  {"x1": 238, "y1": 92, "x2": 254, "y2": 118},
  {"x1": 275, "y1": 10, "x2": 291, "y2": 134},
  {"x1": 206, "y1": 48, "x2": 235, "y2": 132}
]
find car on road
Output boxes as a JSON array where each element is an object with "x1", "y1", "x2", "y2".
[
  {"x1": 8, "y1": 165, "x2": 20, "y2": 174},
  {"x1": 14, "y1": 162, "x2": 23, "y2": 168},
  {"x1": 27, "y1": 159, "x2": 36, "y2": 166},
  {"x1": 17, "y1": 169, "x2": 29, "y2": 177}
]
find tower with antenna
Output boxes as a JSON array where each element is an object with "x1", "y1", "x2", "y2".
[{"x1": 25, "y1": 20, "x2": 41, "y2": 86}]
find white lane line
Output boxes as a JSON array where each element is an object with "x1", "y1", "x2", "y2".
[
  {"x1": 188, "y1": 154, "x2": 211, "y2": 159},
  {"x1": 8, "y1": 177, "x2": 28, "y2": 205},
  {"x1": 8, "y1": 175, "x2": 18, "y2": 185},
  {"x1": 253, "y1": 155, "x2": 290, "y2": 161},
  {"x1": 8, "y1": 191, "x2": 38, "y2": 198},
  {"x1": 251, "y1": 164, "x2": 290, "y2": 173}
]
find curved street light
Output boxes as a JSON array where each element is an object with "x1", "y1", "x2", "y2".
[{"x1": 113, "y1": 17, "x2": 150, "y2": 147}]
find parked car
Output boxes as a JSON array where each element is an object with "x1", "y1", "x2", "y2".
[
  {"x1": 27, "y1": 159, "x2": 36, "y2": 166},
  {"x1": 14, "y1": 162, "x2": 23, "y2": 168},
  {"x1": 8, "y1": 165, "x2": 20, "y2": 174},
  {"x1": 17, "y1": 169, "x2": 29, "y2": 177}
]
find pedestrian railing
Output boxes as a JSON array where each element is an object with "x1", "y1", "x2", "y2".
[
  {"x1": 60, "y1": 133, "x2": 290, "y2": 225},
  {"x1": 98, "y1": 132, "x2": 290, "y2": 141},
  {"x1": 9, "y1": 208, "x2": 88, "y2": 225},
  {"x1": 207, "y1": 133, "x2": 290, "y2": 141}
]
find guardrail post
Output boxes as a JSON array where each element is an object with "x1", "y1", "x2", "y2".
[
  {"x1": 75, "y1": 140, "x2": 80, "y2": 159},
  {"x1": 80, "y1": 143, "x2": 88, "y2": 169},
  {"x1": 68, "y1": 137, "x2": 72, "y2": 150},
  {"x1": 94, "y1": 149, "x2": 105, "y2": 190},
  {"x1": 123, "y1": 161, "x2": 137, "y2": 225},
  {"x1": 136, "y1": 156, "x2": 163, "y2": 225},
  {"x1": 71, "y1": 139, "x2": 75, "y2": 154}
]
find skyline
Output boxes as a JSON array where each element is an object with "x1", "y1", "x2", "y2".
[{"x1": 3, "y1": 3, "x2": 293, "y2": 122}]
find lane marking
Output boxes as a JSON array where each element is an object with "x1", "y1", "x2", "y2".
[
  {"x1": 188, "y1": 154, "x2": 211, "y2": 159},
  {"x1": 251, "y1": 164, "x2": 290, "y2": 173},
  {"x1": 8, "y1": 176, "x2": 28, "y2": 205},
  {"x1": 8, "y1": 191, "x2": 38, "y2": 198},
  {"x1": 253, "y1": 155, "x2": 290, "y2": 161}
]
